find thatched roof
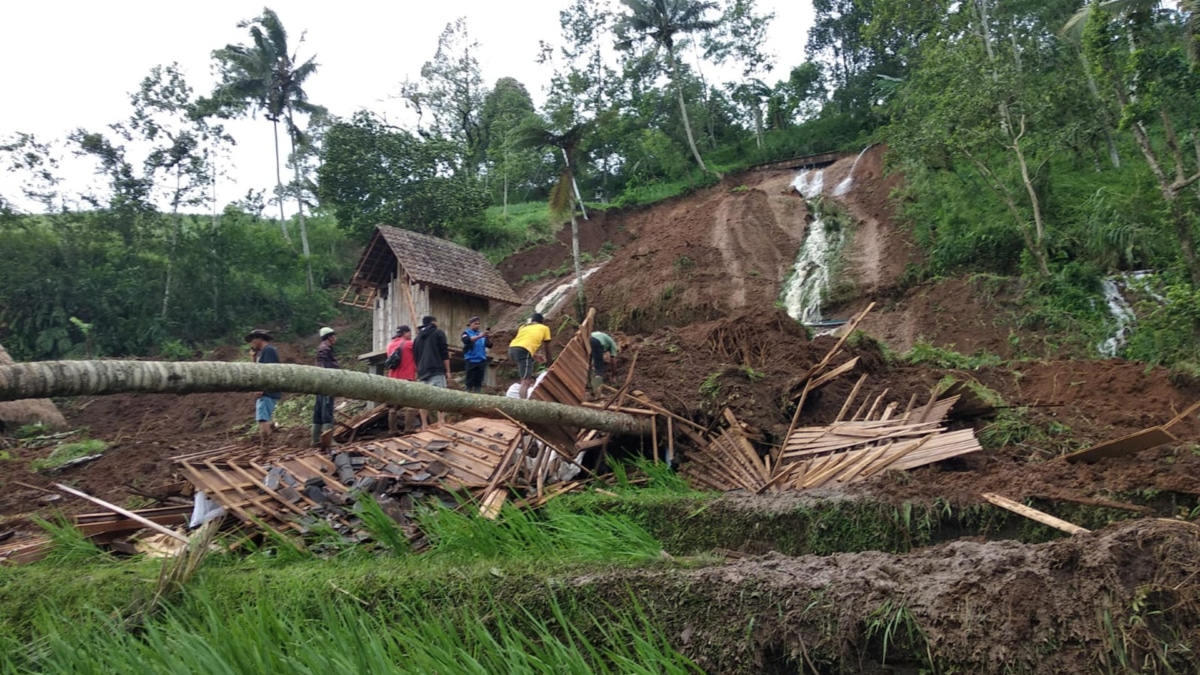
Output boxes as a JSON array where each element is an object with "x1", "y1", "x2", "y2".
[
  {"x1": 0, "y1": 343, "x2": 67, "y2": 430},
  {"x1": 348, "y1": 226, "x2": 521, "y2": 306}
]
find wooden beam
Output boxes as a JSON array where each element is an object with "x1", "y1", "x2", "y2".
[
  {"x1": 981, "y1": 492, "x2": 1090, "y2": 535},
  {"x1": 1060, "y1": 427, "x2": 1177, "y2": 464},
  {"x1": 55, "y1": 484, "x2": 190, "y2": 544}
]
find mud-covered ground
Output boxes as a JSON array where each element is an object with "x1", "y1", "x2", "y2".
[{"x1": 5, "y1": 149, "x2": 1200, "y2": 671}]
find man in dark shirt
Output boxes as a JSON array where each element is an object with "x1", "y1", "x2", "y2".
[
  {"x1": 413, "y1": 315, "x2": 450, "y2": 427},
  {"x1": 313, "y1": 326, "x2": 340, "y2": 447},
  {"x1": 245, "y1": 329, "x2": 281, "y2": 445},
  {"x1": 413, "y1": 316, "x2": 450, "y2": 387}
]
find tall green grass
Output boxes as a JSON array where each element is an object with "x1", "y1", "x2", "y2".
[
  {"x1": 417, "y1": 502, "x2": 663, "y2": 564},
  {"x1": 3, "y1": 591, "x2": 701, "y2": 674}
]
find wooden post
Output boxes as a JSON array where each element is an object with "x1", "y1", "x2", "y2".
[{"x1": 55, "y1": 484, "x2": 190, "y2": 544}]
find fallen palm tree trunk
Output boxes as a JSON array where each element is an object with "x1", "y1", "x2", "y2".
[{"x1": 0, "y1": 360, "x2": 651, "y2": 436}]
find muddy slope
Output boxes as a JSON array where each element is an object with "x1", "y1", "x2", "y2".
[{"x1": 563, "y1": 519, "x2": 1200, "y2": 673}]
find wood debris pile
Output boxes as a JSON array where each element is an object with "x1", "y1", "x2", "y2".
[
  {"x1": 2, "y1": 311, "x2": 664, "y2": 563},
  {"x1": 682, "y1": 303, "x2": 984, "y2": 493}
]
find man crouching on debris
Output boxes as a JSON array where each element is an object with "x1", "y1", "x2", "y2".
[
  {"x1": 246, "y1": 329, "x2": 281, "y2": 445},
  {"x1": 313, "y1": 327, "x2": 340, "y2": 448}
]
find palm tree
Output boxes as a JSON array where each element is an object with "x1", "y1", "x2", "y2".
[
  {"x1": 516, "y1": 120, "x2": 594, "y2": 319},
  {"x1": 207, "y1": 8, "x2": 324, "y2": 272},
  {"x1": 730, "y1": 79, "x2": 771, "y2": 148},
  {"x1": 615, "y1": 0, "x2": 719, "y2": 173}
]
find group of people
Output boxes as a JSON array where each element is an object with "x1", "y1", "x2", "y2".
[
  {"x1": 243, "y1": 313, "x2": 619, "y2": 445},
  {"x1": 245, "y1": 326, "x2": 341, "y2": 447}
]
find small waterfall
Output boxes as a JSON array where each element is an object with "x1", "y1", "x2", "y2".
[
  {"x1": 781, "y1": 170, "x2": 845, "y2": 324},
  {"x1": 534, "y1": 265, "x2": 603, "y2": 316},
  {"x1": 833, "y1": 145, "x2": 872, "y2": 197},
  {"x1": 1097, "y1": 271, "x2": 1153, "y2": 357},
  {"x1": 793, "y1": 169, "x2": 824, "y2": 199}
]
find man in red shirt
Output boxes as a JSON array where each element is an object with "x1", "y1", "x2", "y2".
[{"x1": 385, "y1": 325, "x2": 416, "y2": 433}]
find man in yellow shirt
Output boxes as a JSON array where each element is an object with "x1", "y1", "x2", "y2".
[{"x1": 508, "y1": 312, "x2": 554, "y2": 399}]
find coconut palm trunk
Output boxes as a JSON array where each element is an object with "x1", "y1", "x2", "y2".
[
  {"x1": 288, "y1": 114, "x2": 314, "y2": 293},
  {"x1": 271, "y1": 119, "x2": 292, "y2": 244},
  {"x1": 0, "y1": 361, "x2": 651, "y2": 436},
  {"x1": 664, "y1": 45, "x2": 708, "y2": 173}
]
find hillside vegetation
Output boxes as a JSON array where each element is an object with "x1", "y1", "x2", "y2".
[{"x1": 1, "y1": 0, "x2": 1198, "y2": 367}]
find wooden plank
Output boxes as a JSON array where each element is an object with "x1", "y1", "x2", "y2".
[
  {"x1": 982, "y1": 493, "x2": 1090, "y2": 535},
  {"x1": 864, "y1": 389, "x2": 888, "y2": 421},
  {"x1": 55, "y1": 484, "x2": 189, "y2": 544},
  {"x1": 1061, "y1": 426, "x2": 1177, "y2": 464},
  {"x1": 807, "y1": 357, "x2": 861, "y2": 392},
  {"x1": 1165, "y1": 399, "x2": 1200, "y2": 430},
  {"x1": 836, "y1": 374, "x2": 869, "y2": 423}
]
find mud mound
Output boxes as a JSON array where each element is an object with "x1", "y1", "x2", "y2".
[
  {"x1": 611, "y1": 309, "x2": 934, "y2": 437},
  {"x1": 572, "y1": 518, "x2": 1200, "y2": 673}
]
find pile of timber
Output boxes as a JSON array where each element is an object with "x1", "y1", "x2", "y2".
[
  {"x1": 3, "y1": 313, "x2": 671, "y2": 563},
  {"x1": 681, "y1": 304, "x2": 983, "y2": 492}
]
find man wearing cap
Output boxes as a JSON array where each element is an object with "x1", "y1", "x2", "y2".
[
  {"x1": 245, "y1": 329, "x2": 281, "y2": 444},
  {"x1": 312, "y1": 327, "x2": 340, "y2": 448},
  {"x1": 385, "y1": 325, "x2": 416, "y2": 434},
  {"x1": 386, "y1": 326, "x2": 415, "y2": 382},
  {"x1": 461, "y1": 316, "x2": 491, "y2": 394},
  {"x1": 508, "y1": 313, "x2": 553, "y2": 400},
  {"x1": 413, "y1": 315, "x2": 450, "y2": 388}
]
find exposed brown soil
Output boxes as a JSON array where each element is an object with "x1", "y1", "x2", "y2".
[
  {"x1": 579, "y1": 518, "x2": 1200, "y2": 673},
  {"x1": 6, "y1": 148, "x2": 1200, "y2": 670}
]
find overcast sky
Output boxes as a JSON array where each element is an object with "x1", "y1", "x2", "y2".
[{"x1": 0, "y1": 0, "x2": 814, "y2": 213}]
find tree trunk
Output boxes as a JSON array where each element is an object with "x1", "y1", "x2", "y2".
[
  {"x1": 753, "y1": 105, "x2": 764, "y2": 149},
  {"x1": 0, "y1": 361, "x2": 651, "y2": 436},
  {"x1": 665, "y1": 46, "x2": 708, "y2": 173},
  {"x1": 162, "y1": 169, "x2": 182, "y2": 321},
  {"x1": 271, "y1": 119, "x2": 292, "y2": 244},
  {"x1": 289, "y1": 127, "x2": 314, "y2": 294},
  {"x1": 570, "y1": 209, "x2": 586, "y2": 321},
  {"x1": 562, "y1": 148, "x2": 588, "y2": 221},
  {"x1": 1078, "y1": 49, "x2": 1120, "y2": 169}
]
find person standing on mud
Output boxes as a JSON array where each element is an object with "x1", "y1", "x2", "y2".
[
  {"x1": 589, "y1": 330, "x2": 618, "y2": 391},
  {"x1": 245, "y1": 329, "x2": 281, "y2": 444},
  {"x1": 461, "y1": 316, "x2": 491, "y2": 394},
  {"x1": 385, "y1": 325, "x2": 416, "y2": 434},
  {"x1": 312, "y1": 327, "x2": 340, "y2": 448},
  {"x1": 413, "y1": 315, "x2": 450, "y2": 427},
  {"x1": 508, "y1": 313, "x2": 553, "y2": 400}
]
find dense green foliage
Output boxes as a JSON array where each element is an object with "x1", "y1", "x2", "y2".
[
  {"x1": 0, "y1": 208, "x2": 351, "y2": 360},
  {"x1": 4, "y1": 1, "x2": 1200, "y2": 362}
]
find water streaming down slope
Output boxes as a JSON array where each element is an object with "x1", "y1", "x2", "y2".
[
  {"x1": 1097, "y1": 271, "x2": 1154, "y2": 357},
  {"x1": 781, "y1": 170, "x2": 845, "y2": 324},
  {"x1": 533, "y1": 265, "x2": 604, "y2": 316},
  {"x1": 833, "y1": 145, "x2": 873, "y2": 197}
]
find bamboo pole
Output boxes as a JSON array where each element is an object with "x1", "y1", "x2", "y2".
[{"x1": 55, "y1": 484, "x2": 190, "y2": 544}]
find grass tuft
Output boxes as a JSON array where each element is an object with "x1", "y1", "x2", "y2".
[{"x1": 29, "y1": 439, "x2": 106, "y2": 472}]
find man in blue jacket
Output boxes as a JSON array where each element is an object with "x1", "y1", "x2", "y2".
[{"x1": 461, "y1": 316, "x2": 491, "y2": 393}]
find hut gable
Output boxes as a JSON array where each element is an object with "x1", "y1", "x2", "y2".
[
  {"x1": 350, "y1": 226, "x2": 519, "y2": 305},
  {"x1": 343, "y1": 226, "x2": 520, "y2": 355}
]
